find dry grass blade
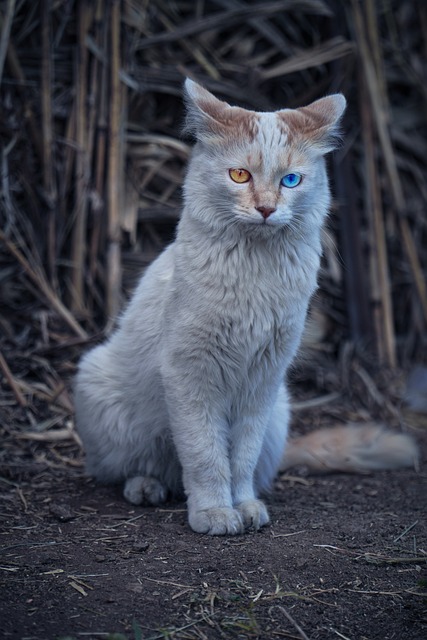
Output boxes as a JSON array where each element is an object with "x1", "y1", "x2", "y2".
[
  {"x1": 260, "y1": 37, "x2": 354, "y2": 79},
  {"x1": 274, "y1": 605, "x2": 311, "y2": 640},
  {"x1": 0, "y1": 230, "x2": 88, "y2": 339}
]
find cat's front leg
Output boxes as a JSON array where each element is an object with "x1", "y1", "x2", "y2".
[
  {"x1": 178, "y1": 420, "x2": 245, "y2": 535},
  {"x1": 162, "y1": 380, "x2": 244, "y2": 535},
  {"x1": 183, "y1": 427, "x2": 246, "y2": 535},
  {"x1": 230, "y1": 412, "x2": 272, "y2": 531}
]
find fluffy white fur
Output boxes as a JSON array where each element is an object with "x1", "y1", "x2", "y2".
[{"x1": 74, "y1": 79, "x2": 346, "y2": 535}]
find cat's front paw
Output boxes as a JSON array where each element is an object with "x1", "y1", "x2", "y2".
[
  {"x1": 236, "y1": 499, "x2": 270, "y2": 531},
  {"x1": 124, "y1": 476, "x2": 167, "y2": 506},
  {"x1": 189, "y1": 507, "x2": 244, "y2": 536}
]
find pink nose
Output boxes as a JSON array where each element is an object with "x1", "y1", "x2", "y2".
[{"x1": 256, "y1": 206, "x2": 276, "y2": 219}]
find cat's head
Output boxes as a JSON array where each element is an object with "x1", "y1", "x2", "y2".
[{"x1": 183, "y1": 79, "x2": 346, "y2": 234}]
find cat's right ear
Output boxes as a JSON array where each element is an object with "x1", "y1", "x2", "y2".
[
  {"x1": 183, "y1": 78, "x2": 229, "y2": 142},
  {"x1": 183, "y1": 79, "x2": 252, "y2": 143}
]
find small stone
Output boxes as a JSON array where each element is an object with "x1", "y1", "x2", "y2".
[
  {"x1": 95, "y1": 555, "x2": 107, "y2": 562},
  {"x1": 49, "y1": 503, "x2": 75, "y2": 522}
]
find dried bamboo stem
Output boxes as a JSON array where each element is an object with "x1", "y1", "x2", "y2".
[
  {"x1": 353, "y1": 10, "x2": 393, "y2": 365},
  {"x1": 88, "y1": 0, "x2": 108, "y2": 312},
  {"x1": 59, "y1": 96, "x2": 76, "y2": 226},
  {"x1": 365, "y1": 0, "x2": 388, "y2": 113},
  {"x1": 70, "y1": 0, "x2": 90, "y2": 314},
  {"x1": 360, "y1": 78, "x2": 396, "y2": 366},
  {"x1": 41, "y1": 0, "x2": 57, "y2": 290},
  {"x1": 106, "y1": 0, "x2": 122, "y2": 321}
]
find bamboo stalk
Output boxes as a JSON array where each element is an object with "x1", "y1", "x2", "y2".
[
  {"x1": 365, "y1": 0, "x2": 388, "y2": 114},
  {"x1": 86, "y1": 3, "x2": 99, "y2": 176},
  {"x1": 356, "y1": 1, "x2": 396, "y2": 367},
  {"x1": 58, "y1": 96, "x2": 76, "y2": 231},
  {"x1": 70, "y1": 0, "x2": 90, "y2": 314},
  {"x1": 360, "y1": 74, "x2": 396, "y2": 367},
  {"x1": 106, "y1": 0, "x2": 122, "y2": 321},
  {"x1": 41, "y1": 0, "x2": 58, "y2": 290},
  {"x1": 88, "y1": 0, "x2": 108, "y2": 314}
]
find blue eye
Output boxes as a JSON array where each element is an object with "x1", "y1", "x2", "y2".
[{"x1": 281, "y1": 173, "x2": 302, "y2": 188}]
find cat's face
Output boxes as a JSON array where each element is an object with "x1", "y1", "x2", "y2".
[{"x1": 183, "y1": 80, "x2": 346, "y2": 234}]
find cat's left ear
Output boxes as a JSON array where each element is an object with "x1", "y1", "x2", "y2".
[{"x1": 282, "y1": 94, "x2": 346, "y2": 154}]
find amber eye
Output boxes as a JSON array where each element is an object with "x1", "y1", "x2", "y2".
[{"x1": 229, "y1": 168, "x2": 252, "y2": 183}]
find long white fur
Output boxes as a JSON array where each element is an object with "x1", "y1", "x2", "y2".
[{"x1": 74, "y1": 80, "x2": 346, "y2": 535}]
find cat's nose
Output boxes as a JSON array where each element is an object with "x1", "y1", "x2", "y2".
[{"x1": 256, "y1": 206, "x2": 276, "y2": 219}]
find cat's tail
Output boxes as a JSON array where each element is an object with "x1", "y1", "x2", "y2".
[{"x1": 280, "y1": 424, "x2": 419, "y2": 473}]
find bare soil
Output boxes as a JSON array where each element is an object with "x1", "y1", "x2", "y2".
[{"x1": 1, "y1": 417, "x2": 426, "y2": 640}]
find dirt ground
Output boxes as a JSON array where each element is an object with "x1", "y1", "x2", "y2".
[{"x1": 1, "y1": 396, "x2": 426, "y2": 640}]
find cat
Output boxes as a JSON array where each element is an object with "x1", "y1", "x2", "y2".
[{"x1": 74, "y1": 79, "x2": 417, "y2": 536}]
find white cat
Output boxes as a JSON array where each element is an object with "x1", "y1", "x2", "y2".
[{"x1": 74, "y1": 80, "x2": 417, "y2": 535}]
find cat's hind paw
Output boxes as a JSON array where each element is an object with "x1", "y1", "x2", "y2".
[
  {"x1": 123, "y1": 476, "x2": 167, "y2": 506},
  {"x1": 236, "y1": 499, "x2": 270, "y2": 531},
  {"x1": 189, "y1": 507, "x2": 244, "y2": 536}
]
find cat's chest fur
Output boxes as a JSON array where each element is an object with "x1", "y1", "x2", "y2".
[
  {"x1": 180, "y1": 219, "x2": 318, "y2": 312},
  {"x1": 163, "y1": 220, "x2": 320, "y2": 380}
]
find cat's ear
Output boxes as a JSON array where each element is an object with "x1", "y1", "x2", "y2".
[
  {"x1": 281, "y1": 94, "x2": 346, "y2": 154},
  {"x1": 183, "y1": 78, "x2": 256, "y2": 143}
]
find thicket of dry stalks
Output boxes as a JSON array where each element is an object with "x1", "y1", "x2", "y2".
[{"x1": 1, "y1": 1, "x2": 426, "y2": 383}]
